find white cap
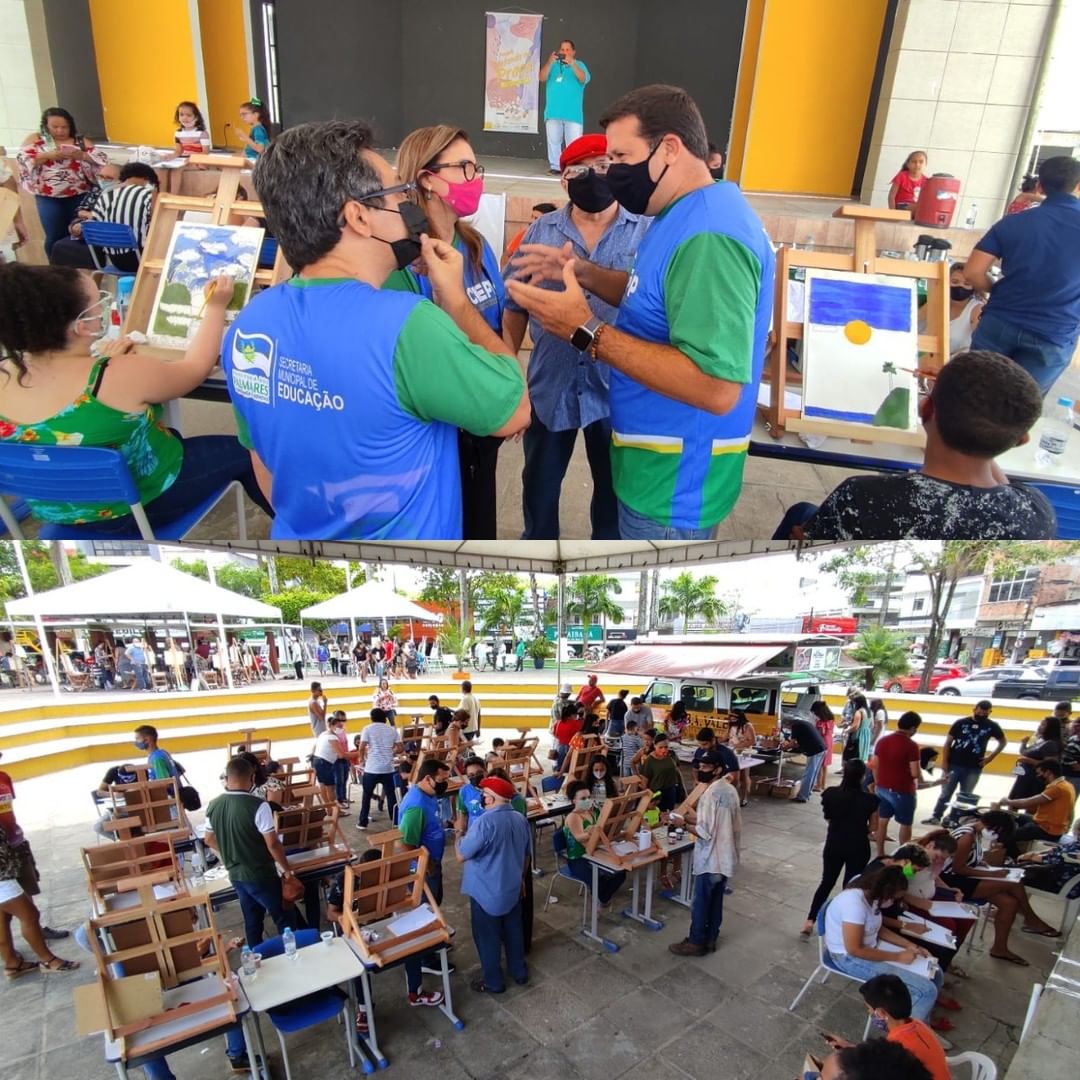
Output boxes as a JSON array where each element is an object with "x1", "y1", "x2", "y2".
[{"x1": 560, "y1": 683, "x2": 572, "y2": 694}]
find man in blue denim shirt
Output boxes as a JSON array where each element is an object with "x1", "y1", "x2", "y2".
[{"x1": 505, "y1": 133, "x2": 649, "y2": 538}]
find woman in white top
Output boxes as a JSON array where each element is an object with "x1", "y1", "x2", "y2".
[
  {"x1": 457, "y1": 680, "x2": 481, "y2": 737},
  {"x1": 823, "y1": 865, "x2": 941, "y2": 1021},
  {"x1": 312, "y1": 715, "x2": 346, "y2": 808},
  {"x1": 947, "y1": 263, "x2": 983, "y2": 354},
  {"x1": 372, "y1": 678, "x2": 399, "y2": 722}
]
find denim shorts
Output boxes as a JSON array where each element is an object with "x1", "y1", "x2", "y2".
[
  {"x1": 313, "y1": 756, "x2": 336, "y2": 785},
  {"x1": 876, "y1": 786, "x2": 916, "y2": 825}
]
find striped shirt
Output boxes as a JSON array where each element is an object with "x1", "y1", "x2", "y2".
[
  {"x1": 943, "y1": 824, "x2": 983, "y2": 873},
  {"x1": 90, "y1": 184, "x2": 154, "y2": 255}
]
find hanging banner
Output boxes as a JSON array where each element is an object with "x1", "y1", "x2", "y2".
[{"x1": 483, "y1": 12, "x2": 543, "y2": 133}]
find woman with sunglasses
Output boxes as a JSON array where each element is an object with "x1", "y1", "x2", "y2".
[
  {"x1": 389, "y1": 126, "x2": 510, "y2": 539},
  {"x1": 0, "y1": 264, "x2": 272, "y2": 533}
]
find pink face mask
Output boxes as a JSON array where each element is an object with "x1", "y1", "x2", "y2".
[{"x1": 438, "y1": 175, "x2": 484, "y2": 218}]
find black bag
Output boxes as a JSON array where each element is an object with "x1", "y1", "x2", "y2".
[
  {"x1": 173, "y1": 760, "x2": 202, "y2": 811},
  {"x1": 841, "y1": 729, "x2": 861, "y2": 762}
]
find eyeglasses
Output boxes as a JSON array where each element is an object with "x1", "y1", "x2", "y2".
[
  {"x1": 337, "y1": 182, "x2": 417, "y2": 226},
  {"x1": 425, "y1": 160, "x2": 485, "y2": 182},
  {"x1": 562, "y1": 161, "x2": 611, "y2": 180}
]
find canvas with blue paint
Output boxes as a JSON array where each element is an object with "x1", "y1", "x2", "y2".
[{"x1": 802, "y1": 269, "x2": 919, "y2": 433}]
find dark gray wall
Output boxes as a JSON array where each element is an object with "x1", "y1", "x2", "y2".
[
  {"x1": 41, "y1": 0, "x2": 105, "y2": 139},
  {"x1": 267, "y1": 0, "x2": 747, "y2": 154}
]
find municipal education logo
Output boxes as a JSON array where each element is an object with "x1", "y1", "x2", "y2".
[{"x1": 231, "y1": 331, "x2": 274, "y2": 405}]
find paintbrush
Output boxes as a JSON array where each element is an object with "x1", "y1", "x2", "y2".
[{"x1": 197, "y1": 280, "x2": 218, "y2": 318}]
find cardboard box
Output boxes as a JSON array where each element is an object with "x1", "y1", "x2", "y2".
[
  {"x1": 770, "y1": 779, "x2": 799, "y2": 800},
  {"x1": 752, "y1": 777, "x2": 776, "y2": 795},
  {"x1": 74, "y1": 972, "x2": 163, "y2": 1036}
]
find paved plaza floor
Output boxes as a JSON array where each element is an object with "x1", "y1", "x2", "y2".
[{"x1": 1, "y1": 736, "x2": 1060, "y2": 1080}]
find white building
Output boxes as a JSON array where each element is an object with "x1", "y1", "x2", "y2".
[{"x1": 896, "y1": 573, "x2": 983, "y2": 658}]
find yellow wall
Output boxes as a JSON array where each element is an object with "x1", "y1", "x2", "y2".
[
  {"x1": 739, "y1": 0, "x2": 888, "y2": 196},
  {"x1": 88, "y1": 0, "x2": 199, "y2": 146},
  {"x1": 197, "y1": 0, "x2": 250, "y2": 149}
]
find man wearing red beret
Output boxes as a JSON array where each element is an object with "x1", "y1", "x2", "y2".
[
  {"x1": 505, "y1": 133, "x2": 648, "y2": 538},
  {"x1": 454, "y1": 776, "x2": 531, "y2": 993}
]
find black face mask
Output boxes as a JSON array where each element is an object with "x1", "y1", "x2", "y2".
[
  {"x1": 567, "y1": 170, "x2": 615, "y2": 214},
  {"x1": 371, "y1": 200, "x2": 429, "y2": 270},
  {"x1": 433, "y1": 779, "x2": 449, "y2": 796},
  {"x1": 709, "y1": 167, "x2": 724, "y2": 181},
  {"x1": 696, "y1": 769, "x2": 716, "y2": 784},
  {"x1": 606, "y1": 141, "x2": 669, "y2": 216},
  {"x1": 468, "y1": 774, "x2": 483, "y2": 787},
  {"x1": 950, "y1": 284, "x2": 974, "y2": 302}
]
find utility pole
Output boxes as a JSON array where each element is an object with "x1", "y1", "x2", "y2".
[
  {"x1": 265, "y1": 555, "x2": 279, "y2": 594},
  {"x1": 458, "y1": 569, "x2": 469, "y2": 628},
  {"x1": 49, "y1": 541, "x2": 73, "y2": 586},
  {"x1": 877, "y1": 541, "x2": 900, "y2": 627},
  {"x1": 649, "y1": 569, "x2": 660, "y2": 632},
  {"x1": 637, "y1": 570, "x2": 649, "y2": 632}
]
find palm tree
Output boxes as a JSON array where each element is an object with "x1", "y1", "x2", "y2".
[
  {"x1": 480, "y1": 585, "x2": 526, "y2": 637},
  {"x1": 657, "y1": 572, "x2": 727, "y2": 631},
  {"x1": 849, "y1": 626, "x2": 910, "y2": 691},
  {"x1": 565, "y1": 574, "x2": 623, "y2": 650}
]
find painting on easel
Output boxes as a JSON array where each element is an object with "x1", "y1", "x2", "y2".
[
  {"x1": 802, "y1": 269, "x2": 919, "y2": 433},
  {"x1": 147, "y1": 222, "x2": 263, "y2": 348}
]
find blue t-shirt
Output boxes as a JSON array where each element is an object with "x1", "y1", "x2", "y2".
[
  {"x1": 976, "y1": 193, "x2": 1080, "y2": 345},
  {"x1": 544, "y1": 59, "x2": 591, "y2": 124},
  {"x1": 398, "y1": 785, "x2": 445, "y2": 863},
  {"x1": 244, "y1": 124, "x2": 270, "y2": 161}
]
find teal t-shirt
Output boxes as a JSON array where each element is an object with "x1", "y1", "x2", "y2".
[{"x1": 544, "y1": 59, "x2": 591, "y2": 124}]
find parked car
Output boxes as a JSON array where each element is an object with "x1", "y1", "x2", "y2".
[
  {"x1": 883, "y1": 663, "x2": 969, "y2": 693},
  {"x1": 935, "y1": 666, "x2": 1025, "y2": 696},
  {"x1": 992, "y1": 661, "x2": 1080, "y2": 701}
]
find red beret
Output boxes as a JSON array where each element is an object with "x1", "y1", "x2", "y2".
[
  {"x1": 560, "y1": 133, "x2": 607, "y2": 172},
  {"x1": 479, "y1": 776, "x2": 516, "y2": 800}
]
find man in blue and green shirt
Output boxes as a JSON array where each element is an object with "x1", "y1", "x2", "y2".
[
  {"x1": 398, "y1": 758, "x2": 452, "y2": 904},
  {"x1": 508, "y1": 85, "x2": 775, "y2": 540}
]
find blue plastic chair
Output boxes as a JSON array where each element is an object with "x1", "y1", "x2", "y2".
[
  {"x1": 788, "y1": 900, "x2": 873, "y2": 1038},
  {"x1": 0, "y1": 443, "x2": 248, "y2": 541},
  {"x1": 80, "y1": 220, "x2": 140, "y2": 275},
  {"x1": 255, "y1": 929, "x2": 354, "y2": 1080},
  {"x1": 543, "y1": 828, "x2": 588, "y2": 924},
  {"x1": 1026, "y1": 482, "x2": 1080, "y2": 539},
  {"x1": 540, "y1": 774, "x2": 563, "y2": 794}
]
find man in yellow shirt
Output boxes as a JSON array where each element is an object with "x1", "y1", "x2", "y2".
[{"x1": 1000, "y1": 760, "x2": 1076, "y2": 844}]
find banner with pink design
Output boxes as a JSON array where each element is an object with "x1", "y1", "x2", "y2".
[{"x1": 483, "y1": 12, "x2": 543, "y2": 133}]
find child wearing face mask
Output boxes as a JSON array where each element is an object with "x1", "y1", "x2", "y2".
[
  {"x1": 589, "y1": 755, "x2": 617, "y2": 804},
  {"x1": 562, "y1": 780, "x2": 625, "y2": 906}
]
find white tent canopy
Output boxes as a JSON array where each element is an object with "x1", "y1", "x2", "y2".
[
  {"x1": 6, "y1": 560, "x2": 281, "y2": 620},
  {"x1": 299, "y1": 580, "x2": 440, "y2": 623}
]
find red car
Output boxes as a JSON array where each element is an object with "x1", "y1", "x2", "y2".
[{"x1": 883, "y1": 663, "x2": 969, "y2": 693}]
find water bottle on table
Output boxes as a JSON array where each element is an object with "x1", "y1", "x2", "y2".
[
  {"x1": 191, "y1": 848, "x2": 205, "y2": 886},
  {"x1": 283, "y1": 926, "x2": 297, "y2": 960},
  {"x1": 241, "y1": 946, "x2": 256, "y2": 977},
  {"x1": 1035, "y1": 397, "x2": 1074, "y2": 468}
]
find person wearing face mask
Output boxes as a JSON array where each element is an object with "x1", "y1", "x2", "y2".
[
  {"x1": 455, "y1": 756, "x2": 491, "y2": 834},
  {"x1": 504, "y1": 134, "x2": 649, "y2": 539},
  {"x1": 398, "y1": 759, "x2": 453, "y2": 911},
  {"x1": 224, "y1": 120, "x2": 529, "y2": 540},
  {"x1": 706, "y1": 141, "x2": 725, "y2": 180},
  {"x1": 132, "y1": 725, "x2": 178, "y2": 780},
  {"x1": 562, "y1": 780, "x2": 626, "y2": 905},
  {"x1": 508, "y1": 84, "x2": 775, "y2": 540},
  {"x1": 639, "y1": 734, "x2": 681, "y2": 811},
  {"x1": 387, "y1": 125, "x2": 518, "y2": 539},
  {"x1": 668, "y1": 750, "x2": 740, "y2": 957},
  {"x1": 589, "y1": 755, "x2": 617, "y2": 804},
  {"x1": 945, "y1": 262, "x2": 983, "y2": 353},
  {"x1": 924, "y1": 700, "x2": 1007, "y2": 826},
  {"x1": 941, "y1": 809, "x2": 1058, "y2": 965},
  {"x1": 0, "y1": 265, "x2": 271, "y2": 533}
]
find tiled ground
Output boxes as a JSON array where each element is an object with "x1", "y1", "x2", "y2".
[{"x1": 0, "y1": 739, "x2": 1063, "y2": 1080}]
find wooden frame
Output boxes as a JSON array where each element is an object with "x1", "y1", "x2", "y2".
[
  {"x1": 85, "y1": 893, "x2": 237, "y2": 1058},
  {"x1": 83, "y1": 834, "x2": 184, "y2": 913},
  {"x1": 409, "y1": 743, "x2": 462, "y2": 789},
  {"x1": 271, "y1": 762, "x2": 318, "y2": 807},
  {"x1": 560, "y1": 734, "x2": 604, "y2": 791},
  {"x1": 340, "y1": 847, "x2": 451, "y2": 969},
  {"x1": 763, "y1": 205, "x2": 950, "y2": 447},
  {"x1": 490, "y1": 746, "x2": 536, "y2": 801},
  {"x1": 584, "y1": 788, "x2": 653, "y2": 856},
  {"x1": 228, "y1": 735, "x2": 272, "y2": 764},
  {"x1": 103, "y1": 777, "x2": 189, "y2": 841},
  {"x1": 273, "y1": 804, "x2": 351, "y2": 863}
]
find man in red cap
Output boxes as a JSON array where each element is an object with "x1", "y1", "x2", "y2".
[
  {"x1": 506, "y1": 133, "x2": 648, "y2": 540},
  {"x1": 453, "y1": 775, "x2": 531, "y2": 993},
  {"x1": 576, "y1": 673, "x2": 605, "y2": 711}
]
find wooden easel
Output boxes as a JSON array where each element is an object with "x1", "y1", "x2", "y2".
[
  {"x1": 585, "y1": 788, "x2": 653, "y2": 856},
  {"x1": 83, "y1": 834, "x2": 184, "y2": 914},
  {"x1": 103, "y1": 778, "x2": 189, "y2": 842},
  {"x1": 122, "y1": 154, "x2": 290, "y2": 357},
  {"x1": 560, "y1": 734, "x2": 604, "y2": 791},
  {"x1": 764, "y1": 205, "x2": 950, "y2": 448},
  {"x1": 275, "y1": 804, "x2": 351, "y2": 858},
  {"x1": 410, "y1": 744, "x2": 463, "y2": 790},
  {"x1": 228, "y1": 734, "x2": 272, "y2": 763}
]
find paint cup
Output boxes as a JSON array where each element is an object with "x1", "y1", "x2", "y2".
[{"x1": 321, "y1": 931, "x2": 334, "y2": 946}]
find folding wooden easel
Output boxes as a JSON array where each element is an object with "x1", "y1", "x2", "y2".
[
  {"x1": 271, "y1": 761, "x2": 318, "y2": 807},
  {"x1": 121, "y1": 154, "x2": 290, "y2": 357},
  {"x1": 560, "y1": 734, "x2": 604, "y2": 791},
  {"x1": 103, "y1": 778, "x2": 190, "y2": 842},
  {"x1": 763, "y1": 205, "x2": 950, "y2": 448},
  {"x1": 275, "y1": 804, "x2": 351, "y2": 860},
  {"x1": 83, "y1": 834, "x2": 183, "y2": 914},
  {"x1": 584, "y1": 788, "x2": 653, "y2": 856},
  {"x1": 409, "y1": 743, "x2": 462, "y2": 790},
  {"x1": 228, "y1": 734, "x2": 272, "y2": 763}
]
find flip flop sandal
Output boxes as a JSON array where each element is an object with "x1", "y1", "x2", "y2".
[
  {"x1": 1021, "y1": 926, "x2": 1059, "y2": 937},
  {"x1": 990, "y1": 952, "x2": 1030, "y2": 967},
  {"x1": 39, "y1": 958, "x2": 79, "y2": 973},
  {"x1": 5, "y1": 957, "x2": 37, "y2": 980}
]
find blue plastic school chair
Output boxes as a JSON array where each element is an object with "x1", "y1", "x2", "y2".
[
  {"x1": 543, "y1": 829, "x2": 589, "y2": 926},
  {"x1": 255, "y1": 929, "x2": 354, "y2": 1080},
  {"x1": 0, "y1": 443, "x2": 247, "y2": 541},
  {"x1": 80, "y1": 221, "x2": 140, "y2": 275}
]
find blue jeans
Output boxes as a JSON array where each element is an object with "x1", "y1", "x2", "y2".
[
  {"x1": 234, "y1": 877, "x2": 289, "y2": 946},
  {"x1": 618, "y1": 499, "x2": 717, "y2": 540},
  {"x1": 73, "y1": 434, "x2": 272, "y2": 535},
  {"x1": 36, "y1": 194, "x2": 82, "y2": 258},
  {"x1": 565, "y1": 857, "x2": 625, "y2": 905},
  {"x1": 142, "y1": 1026, "x2": 246, "y2": 1079},
  {"x1": 522, "y1": 413, "x2": 618, "y2": 539},
  {"x1": 773, "y1": 501, "x2": 820, "y2": 540},
  {"x1": 826, "y1": 951, "x2": 942, "y2": 1021},
  {"x1": 932, "y1": 764, "x2": 982, "y2": 819},
  {"x1": 545, "y1": 119, "x2": 583, "y2": 171},
  {"x1": 971, "y1": 308, "x2": 1078, "y2": 395},
  {"x1": 797, "y1": 751, "x2": 826, "y2": 800},
  {"x1": 470, "y1": 897, "x2": 527, "y2": 992},
  {"x1": 688, "y1": 872, "x2": 727, "y2": 946},
  {"x1": 334, "y1": 757, "x2": 350, "y2": 803},
  {"x1": 133, "y1": 663, "x2": 150, "y2": 690}
]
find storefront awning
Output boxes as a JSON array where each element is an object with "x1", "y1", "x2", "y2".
[{"x1": 587, "y1": 644, "x2": 790, "y2": 681}]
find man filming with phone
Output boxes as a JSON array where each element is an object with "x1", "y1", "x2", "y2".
[{"x1": 540, "y1": 39, "x2": 591, "y2": 174}]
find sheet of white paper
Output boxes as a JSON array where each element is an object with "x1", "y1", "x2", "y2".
[
  {"x1": 611, "y1": 840, "x2": 638, "y2": 857},
  {"x1": 877, "y1": 940, "x2": 938, "y2": 979},
  {"x1": 928, "y1": 901, "x2": 979, "y2": 920},
  {"x1": 152, "y1": 883, "x2": 179, "y2": 900},
  {"x1": 899, "y1": 919, "x2": 955, "y2": 949},
  {"x1": 385, "y1": 904, "x2": 437, "y2": 938},
  {"x1": 755, "y1": 383, "x2": 802, "y2": 411}
]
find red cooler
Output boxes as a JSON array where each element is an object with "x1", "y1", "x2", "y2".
[{"x1": 914, "y1": 174, "x2": 962, "y2": 228}]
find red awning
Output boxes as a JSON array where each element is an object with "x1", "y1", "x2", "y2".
[{"x1": 587, "y1": 644, "x2": 788, "y2": 681}]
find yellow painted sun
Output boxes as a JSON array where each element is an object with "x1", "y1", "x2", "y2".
[{"x1": 844, "y1": 319, "x2": 873, "y2": 345}]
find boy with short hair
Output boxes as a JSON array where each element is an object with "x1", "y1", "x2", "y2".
[
  {"x1": 776, "y1": 350, "x2": 1054, "y2": 540},
  {"x1": 619, "y1": 720, "x2": 643, "y2": 777}
]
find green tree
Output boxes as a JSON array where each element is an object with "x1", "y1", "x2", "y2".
[
  {"x1": 171, "y1": 557, "x2": 209, "y2": 581},
  {"x1": 170, "y1": 557, "x2": 267, "y2": 599},
  {"x1": 849, "y1": 626, "x2": 910, "y2": 690},
  {"x1": 0, "y1": 541, "x2": 112, "y2": 613},
  {"x1": 272, "y1": 557, "x2": 348, "y2": 594},
  {"x1": 261, "y1": 587, "x2": 332, "y2": 628},
  {"x1": 657, "y1": 572, "x2": 727, "y2": 630},
  {"x1": 480, "y1": 584, "x2": 526, "y2": 636},
  {"x1": 418, "y1": 568, "x2": 481, "y2": 619},
  {"x1": 565, "y1": 574, "x2": 623, "y2": 647}
]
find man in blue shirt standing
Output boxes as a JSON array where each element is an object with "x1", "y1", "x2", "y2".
[
  {"x1": 965, "y1": 156, "x2": 1080, "y2": 395},
  {"x1": 454, "y1": 775, "x2": 530, "y2": 994},
  {"x1": 506, "y1": 133, "x2": 647, "y2": 538},
  {"x1": 540, "y1": 39, "x2": 590, "y2": 175}
]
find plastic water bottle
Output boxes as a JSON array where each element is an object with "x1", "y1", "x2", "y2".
[
  {"x1": 1035, "y1": 397, "x2": 1074, "y2": 468},
  {"x1": 964, "y1": 203, "x2": 978, "y2": 229},
  {"x1": 241, "y1": 947, "x2": 256, "y2": 977},
  {"x1": 283, "y1": 926, "x2": 297, "y2": 960},
  {"x1": 191, "y1": 848, "x2": 205, "y2": 886},
  {"x1": 116, "y1": 276, "x2": 135, "y2": 323}
]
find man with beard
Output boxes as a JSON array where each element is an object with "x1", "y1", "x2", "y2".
[{"x1": 505, "y1": 134, "x2": 648, "y2": 539}]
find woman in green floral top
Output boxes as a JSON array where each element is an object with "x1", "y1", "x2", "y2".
[{"x1": 0, "y1": 265, "x2": 271, "y2": 531}]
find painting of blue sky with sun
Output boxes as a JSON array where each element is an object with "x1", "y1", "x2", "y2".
[{"x1": 802, "y1": 269, "x2": 919, "y2": 433}]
